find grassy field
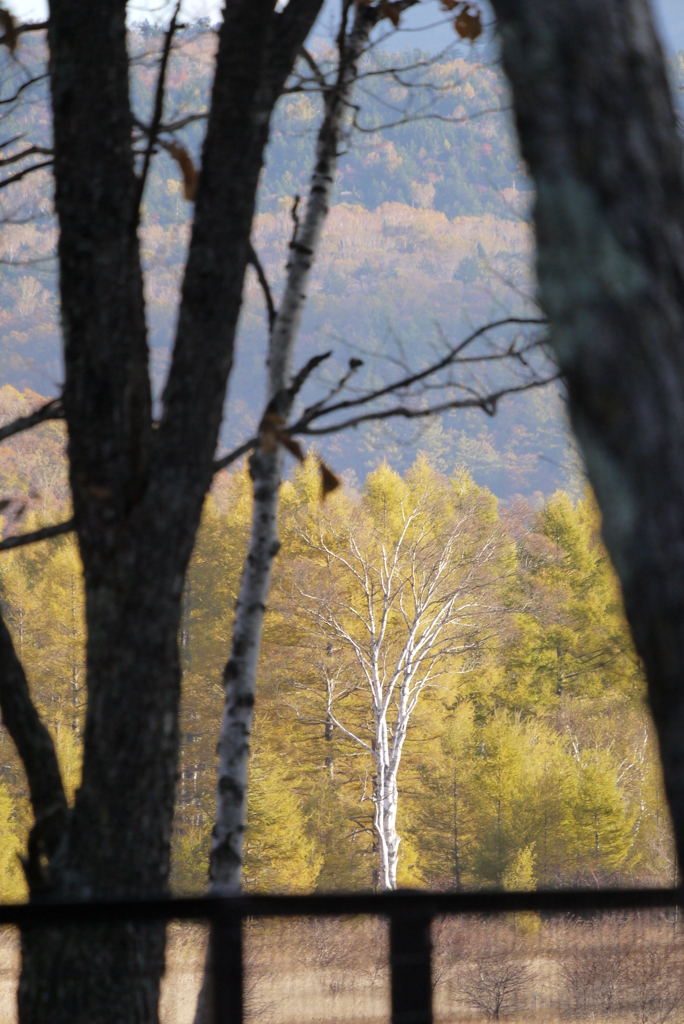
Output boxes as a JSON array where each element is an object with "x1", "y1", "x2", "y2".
[{"x1": 1, "y1": 912, "x2": 683, "y2": 1024}]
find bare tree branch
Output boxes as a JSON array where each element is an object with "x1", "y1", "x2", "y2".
[
  {"x1": 298, "y1": 45, "x2": 327, "y2": 89},
  {"x1": 294, "y1": 317, "x2": 548, "y2": 420},
  {"x1": 0, "y1": 398, "x2": 63, "y2": 443},
  {"x1": 296, "y1": 373, "x2": 556, "y2": 435},
  {"x1": 0, "y1": 608, "x2": 67, "y2": 888},
  {"x1": 210, "y1": 318, "x2": 554, "y2": 475},
  {"x1": 286, "y1": 350, "x2": 333, "y2": 401},
  {"x1": 0, "y1": 144, "x2": 53, "y2": 168},
  {"x1": 352, "y1": 103, "x2": 507, "y2": 133},
  {"x1": 213, "y1": 437, "x2": 258, "y2": 475},
  {"x1": 0, "y1": 159, "x2": 52, "y2": 189},
  {"x1": 0, "y1": 253, "x2": 55, "y2": 266},
  {"x1": 285, "y1": 320, "x2": 549, "y2": 432},
  {"x1": 136, "y1": 0, "x2": 182, "y2": 208},
  {"x1": 133, "y1": 112, "x2": 208, "y2": 139},
  {"x1": 7, "y1": 20, "x2": 48, "y2": 41},
  {"x1": 0, "y1": 73, "x2": 47, "y2": 107},
  {"x1": 247, "y1": 240, "x2": 277, "y2": 332},
  {"x1": 0, "y1": 518, "x2": 75, "y2": 553}
]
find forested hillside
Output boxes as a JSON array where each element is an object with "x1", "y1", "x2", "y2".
[
  {"x1": 0, "y1": 390, "x2": 672, "y2": 898},
  {"x1": 2, "y1": 30, "x2": 681, "y2": 495},
  {"x1": 0, "y1": 28, "x2": 681, "y2": 901},
  {"x1": 0, "y1": 33, "x2": 681, "y2": 498},
  {"x1": 0, "y1": 25, "x2": 657, "y2": 498}
]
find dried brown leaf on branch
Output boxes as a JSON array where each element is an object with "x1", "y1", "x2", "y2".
[
  {"x1": 258, "y1": 410, "x2": 340, "y2": 500},
  {"x1": 378, "y1": 0, "x2": 402, "y2": 26},
  {"x1": 164, "y1": 141, "x2": 197, "y2": 201},
  {"x1": 454, "y1": 5, "x2": 482, "y2": 40},
  {"x1": 0, "y1": 15, "x2": 16, "y2": 52},
  {"x1": 320, "y1": 461, "x2": 341, "y2": 500},
  {"x1": 258, "y1": 411, "x2": 306, "y2": 462},
  {"x1": 258, "y1": 411, "x2": 284, "y2": 455},
  {"x1": 277, "y1": 432, "x2": 306, "y2": 463},
  {"x1": 0, "y1": 8, "x2": 17, "y2": 52}
]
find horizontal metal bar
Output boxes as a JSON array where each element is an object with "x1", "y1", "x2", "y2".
[{"x1": 0, "y1": 886, "x2": 681, "y2": 929}]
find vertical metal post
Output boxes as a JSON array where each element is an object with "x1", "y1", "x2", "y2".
[
  {"x1": 390, "y1": 910, "x2": 433, "y2": 1024},
  {"x1": 212, "y1": 913, "x2": 243, "y2": 1024}
]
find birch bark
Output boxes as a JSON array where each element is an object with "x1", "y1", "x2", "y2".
[
  {"x1": 193, "y1": 9, "x2": 378, "y2": 1021},
  {"x1": 209, "y1": 0, "x2": 378, "y2": 896}
]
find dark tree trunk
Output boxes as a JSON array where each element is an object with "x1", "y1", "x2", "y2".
[
  {"x1": 12, "y1": 2, "x2": 323, "y2": 1022},
  {"x1": 488, "y1": 0, "x2": 684, "y2": 862}
]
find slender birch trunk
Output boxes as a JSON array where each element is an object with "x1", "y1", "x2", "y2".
[
  {"x1": 210, "y1": 0, "x2": 375, "y2": 899},
  {"x1": 376, "y1": 766, "x2": 400, "y2": 889},
  {"x1": 194, "y1": 10, "x2": 377, "y2": 1021},
  {"x1": 372, "y1": 674, "x2": 412, "y2": 891}
]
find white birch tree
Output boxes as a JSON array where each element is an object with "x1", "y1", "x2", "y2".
[
  {"x1": 289, "y1": 460, "x2": 504, "y2": 889},
  {"x1": 206, "y1": 0, "x2": 548, "y2": 901},
  {"x1": 194, "y1": 6, "x2": 401, "y2": 1018},
  {"x1": 207, "y1": 0, "x2": 407, "y2": 899}
]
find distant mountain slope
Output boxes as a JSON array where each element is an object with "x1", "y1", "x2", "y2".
[{"x1": 7, "y1": 29, "x2": 668, "y2": 497}]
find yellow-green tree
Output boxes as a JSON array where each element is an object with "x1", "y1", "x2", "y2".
[{"x1": 283, "y1": 457, "x2": 506, "y2": 890}]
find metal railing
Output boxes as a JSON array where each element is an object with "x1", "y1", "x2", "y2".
[{"x1": 1, "y1": 886, "x2": 682, "y2": 1024}]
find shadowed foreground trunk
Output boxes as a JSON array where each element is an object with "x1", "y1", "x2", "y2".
[
  {"x1": 4, "y1": 2, "x2": 323, "y2": 1024},
  {"x1": 488, "y1": 0, "x2": 684, "y2": 859}
]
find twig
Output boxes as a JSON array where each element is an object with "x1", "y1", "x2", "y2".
[
  {"x1": 298, "y1": 46, "x2": 327, "y2": 89},
  {"x1": 247, "y1": 241, "x2": 277, "y2": 332},
  {"x1": 0, "y1": 73, "x2": 47, "y2": 106},
  {"x1": 352, "y1": 104, "x2": 506, "y2": 134},
  {"x1": 0, "y1": 397, "x2": 63, "y2": 444},
  {"x1": 133, "y1": 112, "x2": 207, "y2": 139},
  {"x1": 0, "y1": 144, "x2": 53, "y2": 168},
  {"x1": 287, "y1": 351, "x2": 333, "y2": 401},
  {"x1": 136, "y1": 0, "x2": 181, "y2": 209},
  {"x1": 212, "y1": 438, "x2": 258, "y2": 475},
  {"x1": 0, "y1": 159, "x2": 52, "y2": 189},
  {"x1": 0, "y1": 517, "x2": 75, "y2": 553},
  {"x1": 301, "y1": 316, "x2": 546, "y2": 421},
  {"x1": 299, "y1": 357, "x2": 363, "y2": 420},
  {"x1": 293, "y1": 373, "x2": 559, "y2": 436},
  {"x1": 0, "y1": 134, "x2": 24, "y2": 151}
]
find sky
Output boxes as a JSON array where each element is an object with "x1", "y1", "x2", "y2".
[{"x1": 5, "y1": 0, "x2": 684, "y2": 54}]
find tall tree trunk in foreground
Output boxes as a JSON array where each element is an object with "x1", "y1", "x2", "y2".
[
  {"x1": 488, "y1": 0, "x2": 684, "y2": 860},
  {"x1": 5, "y1": 3, "x2": 323, "y2": 1024}
]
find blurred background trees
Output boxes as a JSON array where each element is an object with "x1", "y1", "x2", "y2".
[{"x1": 0, "y1": 431, "x2": 667, "y2": 897}]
